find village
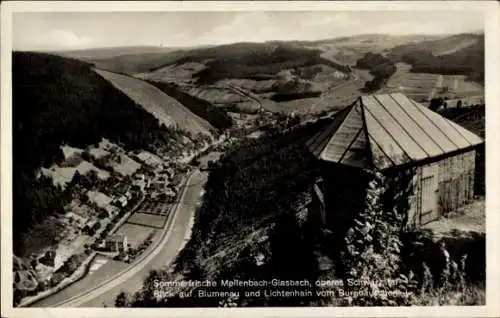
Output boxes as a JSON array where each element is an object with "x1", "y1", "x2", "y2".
[{"x1": 15, "y1": 134, "x2": 213, "y2": 298}]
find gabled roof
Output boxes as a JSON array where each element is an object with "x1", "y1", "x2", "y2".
[{"x1": 306, "y1": 93, "x2": 483, "y2": 170}]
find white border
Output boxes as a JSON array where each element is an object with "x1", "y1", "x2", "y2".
[{"x1": 1, "y1": 1, "x2": 499, "y2": 318}]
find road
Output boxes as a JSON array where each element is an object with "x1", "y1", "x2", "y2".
[{"x1": 33, "y1": 169, "x2": 208, "y2": 307}]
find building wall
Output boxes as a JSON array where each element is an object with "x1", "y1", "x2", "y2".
[
  {"x1": 310, "y1": 149, "x2": 477, "y2": 230},
  {"x1": 408, "y1": 149, "x2": 476, "y2": 227},
  {"x1": 437, "y1": 150, "x2": 476, "y2": 215}
]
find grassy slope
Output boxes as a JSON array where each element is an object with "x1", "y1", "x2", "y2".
[{"x1": 94, "y1": 69, "x2": 215, "y2": 136}]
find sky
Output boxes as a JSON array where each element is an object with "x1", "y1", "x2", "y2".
[{"x1": 12, "y1": 11, "x2": 484, "y2": 51}]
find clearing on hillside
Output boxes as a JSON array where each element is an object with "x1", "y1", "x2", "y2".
[{"x1": 94, "y1": 69, "x2": 215, "y2": 136}]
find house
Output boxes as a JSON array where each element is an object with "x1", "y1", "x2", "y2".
[
  {"x1": 115, "y1": 195, "x2": 128, "y2": 208},
  {"x1": 103, "y1": 234, "x2": 128, "y2": 253},
  {"x1": 306, "y1": 93, "x2": 483, "y2": 229}
]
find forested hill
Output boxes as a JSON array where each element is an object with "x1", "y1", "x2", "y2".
[
  {"x1": 12, "y1": 52, "x2": 190, "y2": 253},
  {"x1": 388, "y1": 33, "x2": 484, "y2": 84}
]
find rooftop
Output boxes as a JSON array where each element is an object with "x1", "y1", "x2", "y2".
[{"x1": 307, "y1": 93, "x2": 483, "y2": 170}]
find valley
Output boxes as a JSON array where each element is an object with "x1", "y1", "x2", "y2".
[{"x1": 11, "y1": 30, "x2": 486, "y2": 308}]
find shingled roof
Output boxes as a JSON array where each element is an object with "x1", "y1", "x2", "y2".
[{"x1": 306, "y1": 93, "x2": 483, "y2": 170}]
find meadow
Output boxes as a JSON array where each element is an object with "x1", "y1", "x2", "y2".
[{"x1": 115, "y1": 223, "x2": 157, "y2": 247}]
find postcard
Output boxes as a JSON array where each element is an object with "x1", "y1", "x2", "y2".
[{"x1": 1, "y1": 1, "x2": 499, "y2": 317}]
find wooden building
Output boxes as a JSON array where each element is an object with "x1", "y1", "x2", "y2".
[{"x1": 306, "y1": 93, "x2": 483, "y2": 229}]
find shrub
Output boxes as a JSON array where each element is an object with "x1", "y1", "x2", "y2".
[
  {"x1": 340, "y1": 169, "x2": 418, "y2": 306},
  {"x1": 415, "y1": 244, "x2": 485, "y2": 305}
]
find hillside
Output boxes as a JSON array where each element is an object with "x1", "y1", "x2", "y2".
[
  {"x1": 78, "y1": 36, "x2": 441, "y2": 76},
  {"x1": 53, "y1": 46, "x2": 179, "y2": 60},
  {"x1": 389, "y1": 33, "x2": 482, "y2": 57},
  {"x1": 94, "y1": 68, "x2": 215, "y2": 136},
  {"x1": 12, "y1": 52, "x2": 197, "y2": 255},
  {"x1": 125, "y1": 118, "x2": 333, "y2": 307},
  {"x1": 134, "y1": 42, "x2": 353, "y2": 115},
  {"x1": 53, "y1": 33, "x2": 484, "y2": 117},
  {"x1": 388, "y1": 33, "x2": 484, "y2": 84},
  {"x1": 303, "y1": 34, "x2": 446, "y2": 65},
  {"x1": 160, "y1": 42, "x2": 350, "y2": 84}
]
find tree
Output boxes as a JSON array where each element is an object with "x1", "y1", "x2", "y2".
[
  {"x1": 429, "y1": 97, "x2": 444, "y2": 111},
  {"x1": 115, "y1": 290, "x2": 128, "y2": 307}
]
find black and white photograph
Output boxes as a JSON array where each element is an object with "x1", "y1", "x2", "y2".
[{"x1": 1, "y1": 1, "x2": 499, "y2": 317}]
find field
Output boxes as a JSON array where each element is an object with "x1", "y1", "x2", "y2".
[
  {"x1": 94, "y1": 68, "x2": 215, "y2": 136},
  {"x1": 274, "y1": 69, "x2": 370, "y2": 115},
  {"x1": 217, "y1": 78, "x2": 276, "y2": 94},
  {"x1": 379, "y1": 63, "x2": 484, "y2": 102},
  {"x1": 115, "y1": 223, "x2": 157, "y2": 247},
  {"x1": 187, "y1": 85, "x2": 250, "y2": 105},
  {"x1": 127, "y1": 213, "x2": 167, "y2": 229},
  {"x1": 135, "y1": 62, "x2": 207, "y2": 84},
  {"x1": 138, "y1": 62, "x2": 350, "y2": 116},
  {"x1": 125, "y1": 199, "x2": 172, "y2": 228}
]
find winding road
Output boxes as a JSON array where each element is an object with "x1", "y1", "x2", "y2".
[{"x1": 32, "y1": 168, "x2": 208, "y2": 307}]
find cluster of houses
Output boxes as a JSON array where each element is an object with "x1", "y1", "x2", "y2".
[{"x1": 41, "y1": 143, "x2": 166, "y2": 264}]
